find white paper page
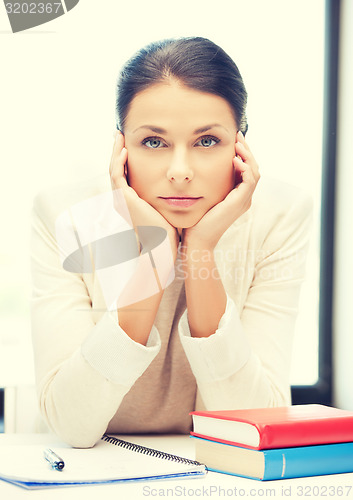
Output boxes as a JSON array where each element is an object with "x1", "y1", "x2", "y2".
[{"x1": 0, "y1": 440, "x2": 205, "y2": 485}]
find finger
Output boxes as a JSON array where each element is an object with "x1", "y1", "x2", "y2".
[
  {"x1": 111, "y1": 130, "x2": 124, "y2": 157},
  {"x1": 110, "y1": 147, "x2": 128, "y2": 189},
  {"x1": 109, "y1": 145, "x2": 127, "y2": 184},
  {"x1": 233, "y1": 156, "x2": 257, "y2": 189},
  {"x1": 237, "y1": 130, "x2": 251, "y2": 151},
  {"x1": 109, "y1": 131, "x2": 126, "y2": 176},
  {"x1": 240, "y1": 162, "x2": 256, "y2": 187},
  {"x1": 233, "y1": 155, "x2": 243, "y2": 186},
  {"x1": 227, "y1": 160, "x2": 256, "y2": 213},
  {"x1": 235, "y1": 141, "x2": 252, "y2": 162},
  {"x1": 235, "y1": 142, "x2": 260, "y2": 180}
]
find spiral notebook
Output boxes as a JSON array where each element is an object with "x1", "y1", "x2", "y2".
[{"x1": 0, "y1": 434, "x2": 206, "y2": 489}]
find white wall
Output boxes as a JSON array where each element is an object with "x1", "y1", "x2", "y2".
[{"x1": 333, "y1": 0, "x2": 353, "y2": 409}]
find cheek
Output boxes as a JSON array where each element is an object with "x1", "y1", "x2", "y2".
[
  {"x1": 219, "y1": 148, "x2": 236, "y2": 188},
  {"x1": 125, "y1": 151, "x2": 161, "y2": 198},
  {"x1": 214, "y1": 171, "x2": 235, "y2": 198},
  {"x1": 204, "y1": 153, "x2": 235, "y2": 197},
  {"x1": 125, "y1": 151, "x2": 146, "y2": 183}
]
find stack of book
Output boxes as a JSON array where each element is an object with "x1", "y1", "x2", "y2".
[{"x1": 190, "y1": 404, "x2": 353, "y2": 480}]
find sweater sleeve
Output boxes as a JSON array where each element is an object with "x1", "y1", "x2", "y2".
[
  {"x1": 178, "y1": 191, "x2": 313, "y2": 410},
  {"x1": 30, "y1": 197, "x2": 161, "y2": 448}
]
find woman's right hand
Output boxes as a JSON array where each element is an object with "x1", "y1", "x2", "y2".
[{"x1": 109, "y1": 130, "x2": 180, "y2": 260}]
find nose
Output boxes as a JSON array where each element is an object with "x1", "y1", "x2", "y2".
[{"x1": 166, "y1": 149, "x2": 194, "y2": 183}]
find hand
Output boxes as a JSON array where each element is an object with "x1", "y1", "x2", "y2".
[
  {"x1": 109, "y1": 130, "x2": 180, "y2": 258},
  {"x1": 182, "y1": 131, "x2": 260, "y2": 250}
]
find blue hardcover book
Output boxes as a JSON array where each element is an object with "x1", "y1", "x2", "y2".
[{"x1": 192, "y1": 436, "x2": 353, "y2": 480}]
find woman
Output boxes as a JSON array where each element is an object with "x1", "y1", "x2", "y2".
[{"x1": 31, "y1": 37, "x2": 312, "y2": 448}]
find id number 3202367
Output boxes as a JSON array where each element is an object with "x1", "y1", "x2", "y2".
[
  {"x1": 5, "y1": 2, "x2": 62, "y2": 14},
  {"x1": 296, "y1": 485, "x2": 352, "y2": 496}
]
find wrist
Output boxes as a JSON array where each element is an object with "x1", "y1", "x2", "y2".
[
  {"x1": 181, "y1": 232, "x2": 215, "y2": 255},
  {"x1": 167, "y1": 228, "x2": 180, "y2": 262}
]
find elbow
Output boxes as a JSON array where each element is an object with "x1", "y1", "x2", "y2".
[
  {"x1": 38, "y1": 391, "x2": 103, "y2": 449},
  {"x1": 266, "y1": 382, "x2": 292, "y2": 408}
]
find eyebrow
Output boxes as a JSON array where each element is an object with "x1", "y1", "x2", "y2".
[{"x1": 132, "y1": 124, "x2": 229, "y2": 134}]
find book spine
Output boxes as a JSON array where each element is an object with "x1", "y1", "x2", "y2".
[{"x1": 263, "y1": 442, "x2": 353, "y2": 480}]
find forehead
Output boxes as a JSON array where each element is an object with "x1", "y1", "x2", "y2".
[{"x1": 124, "y1": 81, "x2": 237, "y2": 132}]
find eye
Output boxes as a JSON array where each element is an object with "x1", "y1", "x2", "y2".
[
  {"x1": 195, "y1": 136, "x2": 220, "y2": 148},
  {"x1": 141, "y1": 137, "x2": 166, "y2": 149}
]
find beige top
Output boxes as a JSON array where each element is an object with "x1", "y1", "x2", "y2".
[
  {"x1": 108, "y1": 256, "x2": 195, "y2": 434},
  {"x1": 31, "y1": 174, "x2": 312, "y2": 447}
]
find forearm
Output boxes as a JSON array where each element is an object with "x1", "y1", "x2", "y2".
[
  {"x1": 118, "y1": 291, "x2": 164, "y2": 346},
  {"x1": 182, "y1": 241, "x2": 227, "y2": 338},
  {"x1": 35, "y1": 309, "x2": 162, "y2": 447},
  {"x1": 39, "y1": 349, "x2": 130, "y2": 448},
  {"x1": 117, "y1": 236, "x2": 178, "y2": 345},
  {"x1": 179, "y1": 294, "x2": 292, "y2": 411},
  {"x1": 194, "y1": 352, "x2": 292, "y2": 410}
]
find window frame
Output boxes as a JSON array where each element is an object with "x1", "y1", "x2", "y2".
[
  {"x1": 291, "y1": 0, "x2": 340, "y2": 406},
  {"x1": 0, "y1": 391, "x2": 3, "y2": 432}
]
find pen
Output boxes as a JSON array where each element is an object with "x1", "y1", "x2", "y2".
[{"x1": 43, "y1": 448, "x2": 65, "y2": 471}]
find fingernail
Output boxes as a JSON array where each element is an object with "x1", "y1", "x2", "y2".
[{"x1": 238, "y1": 130, "x2": 244, "y2": 138}]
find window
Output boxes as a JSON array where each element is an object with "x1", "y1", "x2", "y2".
[{"x1": 292, "y1": 0, "x2": 339, "y2": 405}]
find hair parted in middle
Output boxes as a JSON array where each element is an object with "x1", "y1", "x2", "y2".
[{"x1": 116, "y1": 37, "x2": 248, "y2": 136}]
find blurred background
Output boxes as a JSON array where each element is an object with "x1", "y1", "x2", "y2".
[{"x1": 0, "y1": 0, "x2": 351, "y2": 432}]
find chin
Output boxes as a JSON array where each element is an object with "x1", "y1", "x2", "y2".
[{"x1": 164, "y1": 211, "x2": 205, "y2": 230}]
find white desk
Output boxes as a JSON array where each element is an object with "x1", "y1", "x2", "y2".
[{"x1": 1, "y1": 434, "x2": 353, "y2": 500}]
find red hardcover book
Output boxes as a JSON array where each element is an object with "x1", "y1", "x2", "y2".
[{"x1": 190, "y1": 404, "x2": 353, "y2": 450}]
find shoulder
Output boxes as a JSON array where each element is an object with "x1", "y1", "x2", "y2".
[
  {"x1": 32, "y1": 174, "x2": 111, "y2": 233},
  {"x1": 220, "y1": 176, "x2": 313, "y2": 252},
  {"x1": 250, "y1": 175, "x2": 313, "y2": 233},
  {"x1": 238, "y1": 176, "x2": 314, "y2": 258},
  {"x1": 252, "y1": 175, "x2": 313, "y2": 215}
]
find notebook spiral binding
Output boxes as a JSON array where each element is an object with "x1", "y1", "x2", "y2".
[{"x1": 102, "y1": 434, "x2": 203, "y2": 467}]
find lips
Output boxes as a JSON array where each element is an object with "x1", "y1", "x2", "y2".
[{"x1": 159, "y1": 196, "x2": 202, "y2": 208}]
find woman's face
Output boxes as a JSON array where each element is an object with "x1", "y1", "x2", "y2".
[{"x1": 123, "y1": 80, "x2": 238, "y2": 229}]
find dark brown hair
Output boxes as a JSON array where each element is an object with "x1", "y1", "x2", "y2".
[{"x1": 116, "y1": 37, "x2": 248, "y2": 135}]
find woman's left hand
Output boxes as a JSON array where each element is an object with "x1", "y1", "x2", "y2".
[{"x1": 182, "y1": 131, "x2": 260, "y2": 250}]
